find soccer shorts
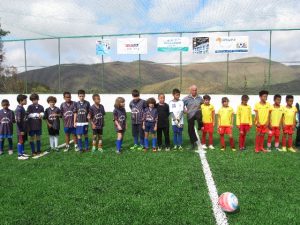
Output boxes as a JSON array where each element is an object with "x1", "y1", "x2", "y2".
[
  {"x1": 144, "y1": 122, "x2": 156, "y2": 133},
  {"x1": 93, "y1": 129, "x2": 103, "y2": 135},
  {"x1": 29, "y1": 130, "x2": 42, "y2": 137},
  {"x1": 218, "y1": 126, "x2": 232, "y2": 135},
  {"x1": 172, "y1": 125, "x2": 183, "y2": 133},
  {"x1": 0, "y1": 134, "x2": 13, "y2": 139},
  {"x1": 268, "y1": 127, "x2": 280, "y2": 137},
  {"x1": 76, "y1": 125, "x2": 88, "y2": 135},
  {"x1": 64, "y1": 127, "x2": 76, "y2": 135},
  {"x1": 202, "y1": 123, "x2": 214, "y2": 133},
  {"x1": 256, "y1": 125, "x2": 268, "y2": 134},
  {"x1": 283, "y1": 125, "x2": 294, "y2": 135},
  {"x1": 239, "y1": 124, "x2": 251, "y2": 134}
]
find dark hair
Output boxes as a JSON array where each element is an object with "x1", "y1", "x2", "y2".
[
  {"x1": 132, "y1": 89, "x2": 140, "y2": 97},
  {"x1": 146, "y1": 97, "x2": 156, "y2": 106},
  {"x1": 17, "y1": 94, "x2": 27, "y2": 104},
  {"x1": 222, "y1": 97, "x2": 229, "y2": 103},
  {"x1": 158, "y1": 93, "x2": 165, "y2": 98},
  {"x1": 203, "y1": 94, "x2": 211, "y2": 100},
  {"x1": 30, "y1": 93, "x2": 39, "y2": 101},
  {"x1": 172, "y1": 88, "x2": 180, "y2": 95},
  {"x1": 273, "y1": 94, "x2": 281, "y2": 101},
  {"x1": 114, "y1": 97, "x2": 125, "y2": 108},
  {"x1": 92, "y1": 94, "x2": 100, "y2": 100},
  {"x1": 286, "y1": 95, "x2": 294, "y2": 101},
  {"x1": 259, "y1": 90, "x2": 269, "y2": 97},
  {"x1": 78, "y1": 89, "x2": 85, "y2": 95},
  {"x1": 47, "y1": 96, "x2": 57, "y2": 103},
  {"x1": 1, "y1": 99, "x2": 9, "y2": 106},
  {"x1": 241, "y1": 95, "x2": 249, "y2": 101},
  {"x1": 63, "y1": 92, "x2": 71, "y2": 97}
]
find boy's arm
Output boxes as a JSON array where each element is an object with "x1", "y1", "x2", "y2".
[
  {"x1": 249, "y1": 107, "x2": 253, "y2": 126},
  {"x1": 12, "y1": 111, "x2": 16, "y2": 123},
  {"x1": 212, "y1": 110, "x2": 215, "y2": 126},
  {"x1": 74, "y1": 113, "x2": 77, "y2": 127},
  {"x1": 254, "y1": 111, "x2": 259, "y2": 126},
  {"x1": 236, "y1": 107, "x2": 240, "y2": 127},
  {"x1": 231, "y1": 112, "x2": 234, "y2": 127}
]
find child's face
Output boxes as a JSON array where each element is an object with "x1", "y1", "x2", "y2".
[
  {"x1": 287, "y1": 98, "x2": 293, "y2": 106},
  {"x1": 158, "y1": 95, "x2": 165, "y2": 104},
  {"x1": 32, "y1": 99, "x2": 39, "y2": 105},
  {"x1": 274, "y1": 97, "x2": 281, "y2": 105},
  {"x1": 120, "y1": 102, "x2": 125, "y2": 108},
  {"x1": 21, "y1": 99, "x2": 27, "y2": 105},
  {"x1": 241, "y1": 99, "x2": 248, "y2": 105},
  {"x1": 2, "y1": 103, "x2": 9, "y2": 109},
  {"x1": 222, "y1": 100, "x2": 229, "y2": 107},
  {"x1": 204, "y1": 99, "x2": 210, "y2": 105},
  {"x1": 93, "y1": 96, "x2": 101, "y2": 105},
  {"x1": 49, "y1": 101, "x2": 55, "y2": 108},
  {"x1": 78, "y1": 94, "x2": 85, "y2": 102},
  {"x1": 173, "y1": 93, "x2": 180, "y2": 101},
  {"x1": 133, "y1": 96, "x2": 140, "y2": 101},
  {"x1": 260, "y1": 94, "x2": 268, "y2": 103},
  {"x1": 149, "y1": 103, "x2": 155, "y2": 108},
  {"x1": 64, "y1": 94, "x2": 71, "y2": 103}
]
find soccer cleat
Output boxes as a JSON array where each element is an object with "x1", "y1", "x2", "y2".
[
  {"x1": 287, "y1": 147, "x2": 297, "y2": 153},
  {"x1": 157, "y1": 147, "x2": 162, "y2": 151},
  {"x1": 8, "y1": 150, "x2": 13, "y2": 155},
  {"x1": 220, "y1": 148, "x2": 225, "y2": 151},
  {"x1": 165, "y1": 147, "x2": 170, "y2": 151},
  {"x1": 202, "y1": 144, "x2": 207, "y2": 149},
  {"x1": 98, "y1": 147, "x2": 103, "y2": 152},
  {"x1": 178, "y1": 146, "x2": 183, "y2": 151},
  {"x1": 260, "y1": 148, "x2": 269, "y2": 153},
  {"x1": 23, "y1": 153, "x2": 30, "y2": 157},
  {"x1": 54, "y1": 148, "x2": 59, "y2": 152},
  {"x1": 143, "y1": 148, "x2": 148, "y2": 153},
  {"x1": 18, "y1": 155, "x2": 29, "y2": 160},
  {"x1": 279, "y1": 147, "x2": 287, "y2": 152},
  {"x1": 75, "y1": 146, "x2": 80, "y2": 152},
  {"x1": 137, "y1": 145, "x2": 144, "y2": 151},
  {"x1": 266, "y1": 147, "x2": 272, "y2": 152},
  {"x1": 208, "y1": 145, "x2": 215, "y2": 150},
  {"x1": 92, "y1": 146, "x2": 96, "y2": 152},
  {"x1": 173, "y1": 145, "x2": 178, "y2": 151},
  {"x1": 0, "y1": 151, "x2": 3, "y2": 155},
  {"x1": 130, "y1": 144, "x2": 138, "y2": 150},
  {"x1": 64, "y1": 147, "x2": 69, "y2": 152},
  {"x1": 275, "y1": 147, "x2": 281, "y2": 151},
  {"x1": 152, "y1": 148, "x2": 157, "y2": 152},
  {"x1": 116, "y1": 150, "x2": 121, "y2": 154},
  {"x1": 231, "y1": 148, "x2": 236, "y2": 152}
]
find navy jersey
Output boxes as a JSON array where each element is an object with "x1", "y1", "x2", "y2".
[
  {"x1": 15, "y1": 105, "x2": 28, "y2": 134},
  {"x1": 157, "y1": 103, "x2": 170, "y2": 128},
  {"x1": 75, "y1": 100, "x2": 90, "y2": 125},
  {"x1": 44, "y1": 107, "x2": 61, "y2": 130},
  {"x1": 0, "y1": 109, "x2": 15, "y2": 135},
  {"x1": 143, "y1": 107, "x2": 158, "y2": 123},
  {"x1": 89, "y1": 104, "x2": 105, "y2": 129},
  {"x1": 27, "y1": 104, "x2": 44, "y2": 131},
  {"x1": 129, "y1": 99, "x2": 146, "y2": 124},
  {"x1": 113, "y1": 107, "x2": 127, "y2": 130},
  {"x1": 60, "y1": 101, "x2": 76, "y2": 128}
]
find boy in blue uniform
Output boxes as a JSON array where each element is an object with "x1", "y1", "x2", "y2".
[{"x1": 143, "y1": 98, "x2": 158, "y2": 152}]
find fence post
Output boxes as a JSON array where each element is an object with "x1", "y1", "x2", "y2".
[
  {"x1": 101, "y1": 36, "x2": 104, "y2": 93},
  {"x1": 58, "y1": 38, "x2": 61, "y2": 93},
  {"x1": 23, "y1": 40, "x2": 28, "y2": 93},
  {"x1": 138, "y1": 34, "x2": 141, "y2": 91},
  {"x1": 180, "y1": 33, "x2": 183, "y2": 91},
  {"x1": 268, "y1": 30, "x2": 272, "y2": 91},
  {"x1": 226, "y1": 31, "x2": 230, "y2": 94}
]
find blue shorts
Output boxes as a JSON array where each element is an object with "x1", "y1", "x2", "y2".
[
  {"x1": 76, "y1": 125, "x2": 88, "y2": 135},
  {"x1": 0, "y1": 134, "x2": 13, "y2": 139},
  {"x1": 29, "y1": 130, "x2": 42, "y2": 137},
  {"x1": 172, "y1": 125, "x2": 183, "y2": 133},
  {"x1": 144, "y1": 122, "x2": 156, "y2": 134},
  {"x1": 64, "y1": 127, "x2": 76, "y2": 135}
]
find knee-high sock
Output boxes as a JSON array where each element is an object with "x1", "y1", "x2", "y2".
[
  {"x1": 78, "y1": 138, "x2": 83, "y2": 150},
  {"x1": 220, "y1": 135, "x2": 225, "y2": 148},
  {"x1": 239, "y1": 134, "x2": 244, "y2": 148},
  {"x1": 37, "y1": 140, "x2": 41, "y2": 152},
  {"x1": 282, "y1": 135, "x2": 286, "y2": 147},
  {"x1": 116, "y1": 140, "x2": 121, "y2": 151},
  {"x1": 201, "y1": 132, "x2": 206, "y2": 145},
  {"x1": 173, "y1": 133, "x2": 178, "y2": 146},
  {"x1": 0, "y1": 139, "x2": 4, "y2": 152},
  {"x1": 178, "y1": 132, "x2": 183, "y2": 146},
  {"x1": 85, "y1": 137, "x2": 89, "y2": 149},
  {"x1": 49, "y1": 136, "x2": 54, "y2": 148},
  {"x1": 152, "y1": 138, "x2": 157, "y2": 148},
  {"x1": 17, "y1": 143, "x2": 22, "y2": 156},
  {"x1": 134, "y1": 136, "x2": 138, "y2": 145},
  {"x1": 30, "y1": 141, "x2": 35, "y2": 153},
  {"x1": 54, "y1": 136, "x2": 58, "y2": 148},
  {"x1": 8, "y1": 138, "x2": 13, "y2": 150},
  {"x1": 255, "y1": 135, "x2": 260, "y2": 151},
  {"x1": 229, "y1": 137, "x2": 235, "y2": 148},
  {"x1": 288, "y1": 135, "x2": 293, "y2": 148},
  {"x1": 274, "y1": 136, "x2": 279, "y2": 148},
  {"x1": 267, "y1": 135, "x2": 272, "y2": 147},
  {"x1": 209, "y1": 133, "x2": 213, "y2": 145},
  {"x1": 144, "y1": 138, "x2": 149, "y2": 148},
  {"x1": 259, "y1": 135, "x2": 265, "y2": 150}
]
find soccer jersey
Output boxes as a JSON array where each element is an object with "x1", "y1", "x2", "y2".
[
  {"x1": 269, "y1": 105, "x2": 284, "y2": 127},
  {"x1": 113, "y1": 107, "x2": 127, "y2": 130},
  {"x1": 129, "y1": 99, "x2": 146, "y2": 124},
  {"x1": 218, "y1": 106, "x2": 234, "y2": 126},
  {"x1": 89, "y1": 104, "x2": 106, "y2": 129},
  {"x1": 157, "y1": 103, "x2": 169, "y2": 128},
  {"x1": 0, "y1": 109, "x2": 15, "y2": 135},
  {"x1": 236, "y1": 104, "x2": 252, "y2": 126},
  {"x1": 44, "y1": 107, "x2": 61, "y2": 130},
  {"x1": 60, "y1": 101, "x2": 77, "y2": 128},
  {"x1": 283, "y1": 106, "x2": 297, "y2": 125},
  {"x1": 143, "y1": 107, "x2": 158, "y2": 123},
  {"x1": 169, "y1": 99, "x2": 184, "y2": 126},
  {"x1": 201, "y1": 104, "x2": 215, "y2": 123},
  {"x1": 75, "y1": 100, "x2": 90, "y2": 125},
  {"x1": 15, "y1": 105, "x2": 28, "y2": 135},
  {"x1": 27, "y1": 104, "x2": 44, "y2": 131},
  {"x1": 254, "y1": 102, "x2": 271, "y2": 125},
  {"x1": 182, "y1": 95, "x2": 203, "y2": 119}
]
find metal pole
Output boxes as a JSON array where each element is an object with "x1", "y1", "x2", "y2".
[
  {"x1": 101, "y1": 36, "x2": 104, "y2": 93},
  {"x1": 58, "y1": 38, "x2": 61, "y2": 93},
  {"x1": 23, "y1": 40, "x2": 28, "y2": 93},
  {"x1": 138, "y1": 34, "x2": 141, "y2": 91},
  {"x1": 268, "y1": 30, "x2": 272, "y2": 90},
  {"x1": 180, "y1": 33, "x2": 183, "y2": 91},
  {"x1": 226, "y1": 32, "x2": 230, "y2": 94}
]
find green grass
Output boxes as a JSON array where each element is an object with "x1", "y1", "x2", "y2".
[{"x1": 0, "y1": 113, "x2": 299, "y2": 225}]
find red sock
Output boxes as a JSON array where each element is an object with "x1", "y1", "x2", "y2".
[
  {"x1": 282, "y1": 135, "x2": 286, "y2": 147},
  {"x1": 239, "y1": 134, "x2": 244, "y2": 148},
  {"x1": 201, "y1": 132, "x2": 206, "y2": 145},
  {"x1": 274, "y1": 136, "x2": 280, "y2": 147},
  {"x1": 220, "y1": 135, "x2": 225, "y2": 148},
  {"x1": 259, "y1": 135, "x2": 265, "y2": 150},
  {"x1": 229, "y1": 137, "x2": 235, "y2": 148},
  {"x1": 267, "y1": 135, "x2": 272, "y2": 146},
  {"x1": 209, "y1": 133, "x2": 213, "y2": 145},
  {"x1": 288, "y1": 135, "x2": 293, "y2": 148},
  {"x1": 255, "y1": 135, "x2": 260, "y2": 152}
]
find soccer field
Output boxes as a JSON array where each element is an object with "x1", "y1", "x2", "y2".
[{"x1": 0, "y1": 113, "x2": 299, "y2": 225}]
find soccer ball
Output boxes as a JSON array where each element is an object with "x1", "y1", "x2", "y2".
[{"x1": 218, "y1": 192, "x2": 239, "y2": 212}]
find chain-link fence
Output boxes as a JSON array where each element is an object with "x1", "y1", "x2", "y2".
[{"x1": 1, "y1": 29, "x2": 300, "y2": 94}]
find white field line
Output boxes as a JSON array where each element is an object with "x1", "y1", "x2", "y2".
[
  {"x1": 31, "y1": 140, "x2": 74, "y2": 159},
  {"x1": 194, "y1": 127, "x2": 229, "y2": 225}
]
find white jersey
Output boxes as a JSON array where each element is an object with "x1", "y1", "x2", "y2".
[{"x1": 169, "y1": 99, "x2": 184, "y2": 125}]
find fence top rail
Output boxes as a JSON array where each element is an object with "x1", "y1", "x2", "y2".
[{"x1": 1, "y1": 28, "x2": 300, "y2": 42}]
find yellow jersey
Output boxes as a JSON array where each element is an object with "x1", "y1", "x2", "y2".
[
  {"x1": 218, "y1": 106, "x2": 234, "y2": 126},
  {"x1": 201, "y1": 104, "x2": 215, "y2": 123},
  {"x1": 254, "y1": 102, "x2": 271, "y2": 125},
  {"x1": 236, "y1": 104, "x2": 252, "y2": 126},
  {"x1": 283, "y1": 106, "x2": 297, "y2": 125},
  {"x1": 269, "y1": 105, "x2": 284, "y2": 127}
]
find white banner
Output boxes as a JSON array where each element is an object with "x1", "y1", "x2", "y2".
[
  {"x1": 117, "y1": 38, "x2": 147, "y2": 54},
  {"x1": 157, "y1": 37, "x2": 189, "y2": 52},
  {"x1": 210, "y1": 36, "x2": 249, "y2": 53}
]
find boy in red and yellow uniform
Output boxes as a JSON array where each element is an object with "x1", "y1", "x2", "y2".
[
  {"x1": 201, "y1": 95, "x2": 215, "y2": 150},
  {"x1": 281, "y1": 95, "x2": 297, "y2": 152},
  {"x1": 267, "y1": 94, "x2": 283, "y2": 151},
  {"x1": 217, "y1": 97, "x2": 235, "y2": 151},
  {"x1": 254, "y1": 90, "x2": 271, "y2": 153},
  {"x1": 236, "y1": 95, "x2": 252, "y2": 151}
]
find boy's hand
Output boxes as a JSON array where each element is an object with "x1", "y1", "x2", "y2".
[
  {"x1": 74, "y1": 122, "x2": 77, "y2": 128},
  {"x1": 20, "y1": 132, "x2": 25, "y2": 135},
  {"x1": 142, "y1": 125, "x2": 145, "y2": 130},
  {"x1": 87, "y1": 114, "x2": 91, "y2": 120},
  {"x1": 92, "y1": 123, "x2": 96, "y2": 129},
  {"x1": 117, "y1": 125, "x2": 122, "y2": 131},
  {"x1": 154, "y1": 126, "x2": 157, "y2": 131},
  {"x1": 48, "y1": 124, "x2": 52, "y2": 128}
]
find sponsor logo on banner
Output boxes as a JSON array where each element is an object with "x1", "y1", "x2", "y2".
[
  {"x1": 96, "y1": 39, "x2": 111, "y2": 56},
  {"x1": 117, "y1": 38, "x2": 147, "y2": 54},
  {"x1": 157, "y1": 37, "x2": 189, "y2": 52},
  {"x1": 193, "y1": 37, "x2": 209, "y2": 54},
  {"x1": 211, "y1": 36, "x2": 249, "y2": 53}
]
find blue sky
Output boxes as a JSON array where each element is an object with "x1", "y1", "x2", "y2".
[{"x1": 1, "y1": 0, "x2": 300, "y2": 71}]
